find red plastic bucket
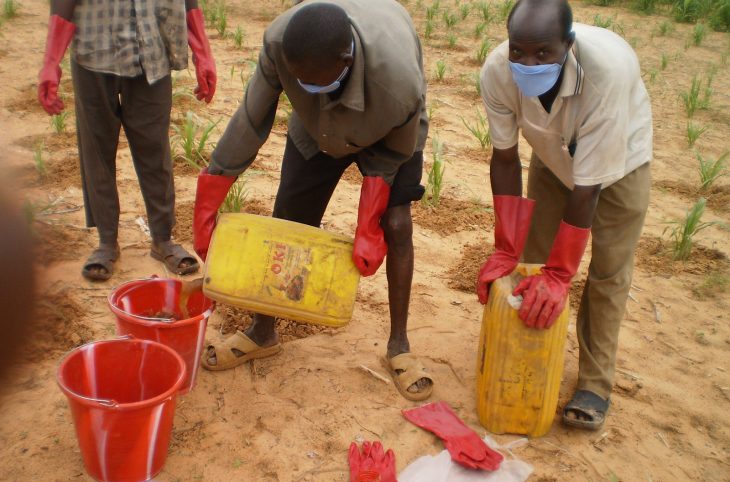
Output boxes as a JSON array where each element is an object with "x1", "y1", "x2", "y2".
[
  {"x1": 108, "y1": 278, "x2": 214, "y2": 394},
  {"x1": 57, "y1": 337, "x2": 186, "y2": 482}
]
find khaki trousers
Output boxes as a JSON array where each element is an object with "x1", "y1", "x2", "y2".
[{"x1": 522, "y1": 155, "x2": 650, "y2": 399}]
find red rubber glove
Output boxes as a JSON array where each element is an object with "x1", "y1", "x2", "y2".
[
  {"x1": 513, "y1": 220, "x2": 590, "y2": 329},
  {"x1": 348, "y1": 441, "x2": 397, "y2": 482},
  {"x1": 402, "y1": 401, "x2": 503, "y2": 471},
  {"x1": 193, "y1": 168, "x2": 236, "y2": 261},
  {"x1": 352, "y1": 176, "x2": 390, "y2": 277},
  {"x1": 477, "y1": 195, "x2": 535, "y2": 304},
  {"x1": 38, "y1": 15, "x2": 76, "y2": 115},
  {"x1": 186, "y1": 8, "x2": 217, "y2": 103}
]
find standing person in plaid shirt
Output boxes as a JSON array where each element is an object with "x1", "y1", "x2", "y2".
[{"x1": 37, "y1": 0, "x2": 217, "y2": 281}]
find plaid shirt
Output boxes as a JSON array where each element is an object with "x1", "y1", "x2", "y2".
[{"x1": 72, "y1": 0, "x2": 188, "y2": 84}]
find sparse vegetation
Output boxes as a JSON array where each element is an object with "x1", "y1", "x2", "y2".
[
  {"x1": 657, "y1": 19, "x2": 675, "y2": 36},
  {"x1": 633, "y1": 0, "x2": 657, "y2": 14},
  {"x1": 231, "y1": 26, "x2": 245, "y2": 49},
  {"x1": 220, "y1": 178, "x2": 248, "y2": 213},
  {"x1": 461, "y1": 110, "x2": 491, "y2": 150},
  {"x1": 477, "y1": 1, "x2": 493, "y2": 23},
  {"x1": 3, "y1": 0, "x2": 18, "y2": 19},
  {"x1": 686, "y1": 122, "x2": 708, "y2": 147},
  {"x1": 693, "y1": 22, "x2": 707, "y2": 45},
  {"x1": 447, "y1": 33, "x2": 458, "y2": 48},
  {"x1": 661, "y1": 52, "x2": 670, "y2": 69},
  {"x1": 697, "y1": 150, "x2": 728, "y2": 190},
  {"x1": 474, "y1": 21, "x2": 487, "y2": 37},
  {"x1": 443, "y1": 10, "x2": 458, "y2": 29},
  {"x1": 680, "y1": 74, "x2": 711, "y2": 117},
  {"x1": 475, "y1": 38, "x2": 491, "y2": 65},
  {"x1": 692, "y1": 270, "x2": 730, "y2": 299},
  {"x1": 425, "y1": 18, "x2": 435, "y2": 39},
  {"x1": 435, "y1": 59, "x2": 447, "y2": 81},
  {"x1": 50, "y1": 112, "x2": 69, "y2": 134},
  {"x1": 665, "y1": 198, "x2": 719, "y2": 260},
  {"x1": 171, "y1": 111, "x2": 219, "y2": 169},
  {"x1": 423, "y1": 135, "x2": 446, "y2": 207},
  {"x1": 33, "y1": 141, "x2": 47, "y2": 178}
]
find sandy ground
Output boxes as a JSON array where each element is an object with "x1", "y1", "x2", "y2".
[{"x1": 1, "y1": 0, "x2": 730, "y2": 480}]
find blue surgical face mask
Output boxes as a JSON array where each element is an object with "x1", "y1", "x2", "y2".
[
  {"x1": 509, "y1": 51, "x2": 569, "y2": 97},
  {"x1": 298, "y1": 40, "x2": 355, "y2": 95}
]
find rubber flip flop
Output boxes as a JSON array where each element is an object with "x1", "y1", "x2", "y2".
[
  {"x1": 562, "y1": 389, "x2": 610, "y2": 431},
  {"x1": 201, "y1": 331, "x2": 282, "y2": 371},
  {"x1": 382, "y1": 353, "x2": 434, "y2": 402},
  {"x1": 151, "y1": 241, "x2": 200, "y2": 275},
  {"x1": 81, "y1": 244, "x2": 120, "y2": 281}
]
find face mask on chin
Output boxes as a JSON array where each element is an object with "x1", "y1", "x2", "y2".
[
  {"x1": 509, "y1": 50, "x2": 569, "y2": 97},
  {"x1": 298, "y1": 40, "x2": 355, "y2": 95}
]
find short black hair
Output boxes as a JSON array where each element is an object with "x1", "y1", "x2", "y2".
[
  {"x1": 282, "y1": 3, "x2": 352, "y2": 68},
  {"x1": 507, "y1": 0, "x2": 573, "y2": 41}
]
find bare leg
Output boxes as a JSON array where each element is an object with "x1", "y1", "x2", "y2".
[{"x1": 382, "y1": 204, "x2": 431, "y2": 393}]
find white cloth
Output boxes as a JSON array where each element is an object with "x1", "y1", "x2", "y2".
[{"x1": 398, "y1": 436, "x2": 533, "y2": 482}]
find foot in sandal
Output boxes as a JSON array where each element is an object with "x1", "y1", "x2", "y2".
[
  {"x1": 385, "y1": 339, "x2": 434, "y2": 401},
  {"x1": 202, "y1": 315, "x2": 281, "y2": 371},
  {"x1": 151, "y1": 239, "x2": 200, "y2": 275},
  {"x1": 81, "y1": 242, "x2": 120, "y2": 281},
  {"x1": 562, "y1": 389, "x2": 610, "y2": 431}
]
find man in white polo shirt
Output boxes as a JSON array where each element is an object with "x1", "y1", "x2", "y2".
[{"x1": 477, "y1": 0, "x2": 651, "y2": 430}]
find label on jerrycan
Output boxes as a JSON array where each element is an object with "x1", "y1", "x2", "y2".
[{"x1": 263, "y1": 241, "x2": 312, "y2": 302}]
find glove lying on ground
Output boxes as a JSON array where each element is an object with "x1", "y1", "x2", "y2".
[
  {"x1": 348, "y1": 440, "x2": 397, "y2": 482},
  {"x1": 402, "y1": 401, "x2": 503, "y2": 471}
]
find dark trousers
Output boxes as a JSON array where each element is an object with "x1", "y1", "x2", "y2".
[
  {"x1": 72, "y1": 61, "x2": 175, "y2": 244},
  {"x1": 272, "y1": 137, "x2": 424, "y2": 226}
]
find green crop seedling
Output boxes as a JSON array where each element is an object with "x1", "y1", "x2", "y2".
[
  {"x1": 232, "y1": 26, "x2": 245, "y2": 49},
  {"x1": 686, "y1": 121, "x2": 708, "y2": 147},
  {"x1": 461, "y1": 110, "x2": 491, "y2": 150},
  {"x1": 435, "y1": 59, "x2": 447, "y2": 81},
  {"x1": 447, "y1": 33, "x2": 458, "y2": 49},
  {"x1": 443, "y1": 11, "x2": 458, "y2": 29},
  {"x1": 697, "y1": 150, "x2": 728, "y2": 191},
  {"x1": 171, "y1": 111, "x2": 219, "y2": 170},
  {"x1": 477, "y1": 1, "x2": 493, "y2": 22},
  {"x1": 665, "y1": 198, "x2": 719, "y2": 261},
  {"x1": 475, "y1": 38, "x2": 491, "y2": 65},
  {"x1": 460, "y1": 4, "x2": 470, "y2": 19},
  {"x1": 692, "y1": 22, "x2": 707, "y2": 46},
  {"x1": 215, "y1": 2, "x2": 227, "y2": 37},
  {"x1": 220, "y1": 177, "x2": 249, "y2": 213},
  {"x1": 661, "y1": 52, "x2": 670, "y2": 70},
  {"x1": 423, "y1": 136, "x2": 446, "y2": 207},
  {"x1": 474, "y1": 21, "x2": 487, "y2": 38},
  {"x1": 656, "y1": 20, "x2": 675, "y2": 36},
  {"x1": 632, "y1": 0, "x2": 656, "y2": 14},
  {"x1": 33, "y1": 141, "x2": 47, "y2": 178},
  {"x1": 3, "y1": 0, "x2": 18, "y2": 19},
  {"x1": 681, "y1": 74, "x2": 703, "y2": 117},
  {"x1": 50, "y1": 111, "x2": 69, "y2": 134}
]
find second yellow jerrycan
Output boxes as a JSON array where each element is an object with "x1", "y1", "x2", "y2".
[
  {"x1": 203, "y1": 213, "x2": 361, "y2": 327},
  {"x1": 476, "y1": 263, "x2": 570, "y2": 438}
]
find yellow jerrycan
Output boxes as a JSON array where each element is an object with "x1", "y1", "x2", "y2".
[
  {"x1": 203, "y1": 213, "x2": 360, "y2": 327},
  {"x1": 476, "y1": 263, "x2": 569, "y2": 437}
]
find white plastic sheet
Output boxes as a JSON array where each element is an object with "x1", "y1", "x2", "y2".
[{"x1": 398, "y1": 436, "x2": 533, "y2": 482}]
